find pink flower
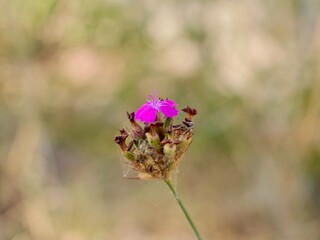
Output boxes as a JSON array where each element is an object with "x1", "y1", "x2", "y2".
[{"x1": 135, "y1": 91, "x2": 179, "y2": 123}]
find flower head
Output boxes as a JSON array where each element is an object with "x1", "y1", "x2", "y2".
[
  {"x1": 135, "y1": 91, "x2": 179, "y2": 123},
  {"x1": 114, "y1": 92, "x2": 197, "y2": 180}
]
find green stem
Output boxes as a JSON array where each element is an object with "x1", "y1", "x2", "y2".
[{"x1": 165, "y1": 179, "x2": 203, "y2": 240}]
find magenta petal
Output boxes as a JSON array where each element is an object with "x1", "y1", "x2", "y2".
[
  {"x1": 163, "y1": 99, "x2": 176, "y2": 107},
  {"x1": 135, "y1": 104, "x2": 158, "y2": 123},
  {"x1": 158, "y1": 100, "x2": 179, "y2": 117}
]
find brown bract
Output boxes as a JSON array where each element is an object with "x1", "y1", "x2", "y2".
[
  {"x1": 182, "y1": 106, "x2": 197, "y2": 121},
  {"x1": 127, "y1": 112, "x2": 144, "y2": 139}
]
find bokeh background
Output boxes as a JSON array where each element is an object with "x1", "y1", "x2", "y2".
[{"x1": 1, "y1": 0, "x2": 320, "y2": 239}]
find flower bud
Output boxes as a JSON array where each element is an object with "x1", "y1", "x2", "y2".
[
  {"x1": 163, "y1": 141, "x2": 176, "y2": 159},
  {"x1": 172, "y1": 124, "x2": 183, "y2": 141},
  {"x1": 145, "y1": 124, "x2": 161, "y2": 152},
  {"x1": 115, "y1": 130, "x2": 136, "y2": 162},
  {"x1": 127, "y1": 112, "x2": 144, "y2": 139},
  {"x1": 164, "y1": 117, "x2": 173, "y2": 138},
  {"x1": 154, "y1": 121, "x2": 165, "y2": 140},
  {"x1": 114, "y1": 135, "x2": 128, "y2": 152},
  {"x1": 178, "y1": 133, "x2": 193, "y2": 153},
  {"x1": 164, "y1": 117, "x2": 172, "y2": 131}
]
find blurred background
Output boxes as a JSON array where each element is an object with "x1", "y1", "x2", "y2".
[{"x1": 0, "y1": 0, "x2": 320, "y2": 239}]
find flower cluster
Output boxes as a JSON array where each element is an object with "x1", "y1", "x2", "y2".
[{"x1": 114, "y1": 92, "x2": 197, "y2": 180}]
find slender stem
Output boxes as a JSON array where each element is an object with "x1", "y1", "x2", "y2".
[{"x1": 165, "y1": 179, "x2": 203, "y2": 240}]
